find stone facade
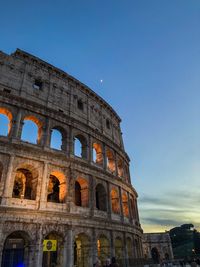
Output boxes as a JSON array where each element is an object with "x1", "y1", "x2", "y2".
[
  {"x1": 143, "y1": 233, "x2": 173, "y2": 263},
  {"x1": 0, "y1": 49, "x2": 143, "y2": 267}
]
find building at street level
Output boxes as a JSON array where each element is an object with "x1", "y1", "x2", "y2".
[{"x1": 0, "y1": 49, "x2": 143, "y2": 267}]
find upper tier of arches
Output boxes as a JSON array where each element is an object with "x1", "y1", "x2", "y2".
[{"x1": 0, "y1": 106, "x2": 131, "y2": 183}]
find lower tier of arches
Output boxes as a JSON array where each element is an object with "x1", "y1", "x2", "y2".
[{"x1": 0, "y1": 217, "x2": 143, "y2": 267}]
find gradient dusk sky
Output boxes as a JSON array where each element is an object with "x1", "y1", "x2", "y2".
[{"x1": 0, "y1": 0, "x2": 200, "y2": 232}]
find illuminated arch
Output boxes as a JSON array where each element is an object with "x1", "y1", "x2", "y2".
[
  {"x1": 47, "y1": 171, "x2": 67, "y2": 203},
  {"x1": 21, "y1": 115, "x2": 43, "y2": 144},
  {"x1": 12, "y1": 165, "x2": 39, "y2": 200},
  {"x1": 122, "y1": 192, "x2": 129, "y2": 217},
  {"x1": 106, "y1": 148, "x2": 116, "y2": 173},
  {"x1": 110, "y1": 188, "x2": 120, "y2": 214},
  {"x1": 0, "y1": 107, "x2": 13, "y2": 136},
  {"x1": 93, "y1": 142, "x2": 103, "y2": 165},
  {"x1": 75, "y1": 177, "x2": 89, "y2": 207}
]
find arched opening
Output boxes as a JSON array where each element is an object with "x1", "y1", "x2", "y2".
[
  {"x1": 122, "y1": 192, "x2": 129, "y2": 217},
  {"x1": 74, "y1": 233, "x2": 90, "y2": 267},
  {"x1": 0, "y1": 107, "x2": 12, "y2": 136},
  {"x1": 47, "y1": 171, "x2": 66, "y2": 203},
  {"x1": 42, "y1": 232, "x2": 63, "y2": 267},
  {"x1": 50, "y1": 126, "x2": 67, "y2": 151},
  {"x1": 95, "y1": 184, "x2": 107, "y2": 211},
  {"x1": 93, "y1": 143, "x2": 103, "y2": 165},
  {"x1": 106, "y1": 148, "x2": 116, "y2": 173},
  {"x1": 114, "y1": 237, "x2": 123, "y2": 262},
  {"x1": 151, "y1": 247, "x2": 160, "y2": 263},
  {"x1": 1, "y1": 231, "x2": 30, "y2": 267},
  {"x1": 110, "y1": 188, "x2": 120, "y2": 214},
  {"x1": 75, "y1": 178, "x2": 89, "y2": 207},
  {"x1": 74, "y1": 134, "x2": 87, "y2": 159},
  {"x1": 126, "y1": 237, "x2": 133, "y2": 265},
  {"x1": 97, "y1": 235, "x2": 110, "y2": 265},
  {"x1": 21, "y1": 116, "x2": 42, "y2": 144},
  {"x1": 12, "y1": 168, "x2": 38, "y2": 200},
  {"x1": 165, "y1": 253, "x2": 169, "y2": 260},
  {"x1": 117, "y1": 158, "x2": 124, "y2": 178},
  {"x1": 0, "y1": 161, "x2": 3, "y2": 182}
]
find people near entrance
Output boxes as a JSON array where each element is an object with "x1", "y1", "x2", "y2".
[
  {"x1": 103, "y1": 258, "x2": 111, "y2": 267},
  {"x1": 110, "y1": 257, "x2": 119, "y2": 267}
]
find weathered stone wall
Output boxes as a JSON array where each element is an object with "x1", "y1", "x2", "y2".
[{"x1": 0, "y1": 49, "x2": 143, "y2": 267}]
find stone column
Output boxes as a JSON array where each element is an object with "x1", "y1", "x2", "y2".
[
  {"x1": 65, "y1": 229, "x2": 73, "y2": 267},
  {"x1": 123, "y1": 233, "x2": 129, "y2": 267},
  {"x1": 119, "y1": 187, "x2": 124, "y2": 223},
  {"x1": 92, "y1": 228, "x2": 97, "y2": 266},
  {"x1": 1, "y1": 155, "x2": 14, "y2": 204},
  {"x1": 88, "y1": 135, "x2": 93, "y2": 163},
  {"x1": 89, "y1": 175, "x2": 95, "y2": 217},
  {"x1": 11, "y1": 108, "x2": 22, "y2": 139},
  {"x1": 103, "y1": 144, "x2": 107, "y2": 171},
  {"x1": 106, "y1": 181, "x2": 111, "y2": 220},
  {"x1": 39, "y1": 162, "x2": 48, "y2": 210},
  {"x1": 110, "y1": 230, "x2": 115, "y2": 258},
  {"x1": 127, "y1": 192, "x2": 132, "y2": 224},
  {"x1": 42, "y1": 117, "x2": 50, "y2": 148},
  {"x1": 114, "y1": 152, "x2": 118, "y2": 177},
  {"x1": 34, "y1": 224, "x2": 43, "y2": 267}
]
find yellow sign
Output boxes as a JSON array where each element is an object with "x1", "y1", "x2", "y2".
[{"x1": 43, "y1": 240, "x2": 57, "y2": 251}]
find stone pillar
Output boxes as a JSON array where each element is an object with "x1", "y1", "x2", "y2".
[
  {"x1": 119, "y1": 187, "x2": 124, "y2": 223},
  {"x1": 114, "y1": 152, "x2": 118, "y2": 177},
  {"x1": 110, "y1": 231, "x2": 115, "y2": 258},
  {"x1": 11, "y1": 108, "x2": 22, "y2": 139},
  {"x1": 123, "y1": 233, "x2": 129, "y2": 267},
  {"x1": 42, "y1": 117, "x2": 50, "y2": 148},
  {"x1": 92, "y1": 228, "x2": 97, "y2": 266},
  {"x1": 65, "y1": 229, "x2": 73, "y2": 267},
  {"x1": 103, "y1": 144, "x2": 107, "y2": 171},
  {"x1": 127, "y1": 192, "x2": 132, "y2": 224},
  {"x1": 68, "y1": 126, "x2": 74, "y2": 157},
  {"x1": 34, "y1": 224, "x2": 43, "y2": 267},
  {"x1": 1, "y1": 155, "x2": 14, "y2": 204},
  {"x1": 106, "y1": 181, "x2": 111, "y2": 219},
  {"x1": 89, "y1": 175, "x2": 95, "y2": 217},
  {"x1": 39, "y1": 162, "x2": 48, "y2": 210},
  {"x1": 88, "y1": 136, "x2": 93, "y2": 163}
]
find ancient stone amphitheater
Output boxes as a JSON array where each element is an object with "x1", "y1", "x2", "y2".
[{"x1": 0, "y1": 49, "x2": 143, "y2": 267}]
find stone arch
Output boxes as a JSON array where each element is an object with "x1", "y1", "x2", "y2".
[
  {"x1": 97, "y1": 234, "x2": 110, "y2": 265},
  {"x1": 117, "y1": 157, "x2": 124, "y2": 178},
  {"x1": 21, "y1": 115, "x2": 43, "y2": 144},
  {"x1": 0, "y1": 107, "x2": 13, "y2": 136},
  {"x1": 1, "y1": 231, "x2": 31, "y2": 267},
  {"x1": 126, "y1": 237, "x2": 133, "y2": 265},
  {"x1": 50, "y1": 125, "x2": 67, "y2": 151},
  {"x1": 74, "y1": 134, "x2": 88, "y2": 159},
  {"x1": 95, "y1": 183, "x2": 107, "y2": 211},
  {"x1": 42, "y1": 231, "x2": 64, "y2": 267},
  {"x1": 110, "y1": 187, "x2": 120, "y2": 214},
  {"x1": 12, "y1": 165, "x2": 39, "y2": 200},
  {"x1": 75, "y1": 177, "x2": 89, "y2": 207},
  {"x1": 106, "y1": 148, "x2": 116, "y2": 173},
  {"x1": 47, "y1": 170, "x2": 67, "y2": 203},
  {"x1": 74, "y1": 233, "x2": 91, "y2": 267},
  {"x1": 151, "y1": 247, "x2": 160, "y2": 263},
  {"x1": 114, "y1": 237, "x2": 123, "y2": 261},
  {"x1": 93, "y1": 142, "x2": 103, "y2": 165},
  {"x1": 122, "y1": 192, "x2": 129, "y2": 217}
]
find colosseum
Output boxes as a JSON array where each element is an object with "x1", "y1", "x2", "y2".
[{"x1": 0, "y1": 49, "x2": 143, "y2": 267}]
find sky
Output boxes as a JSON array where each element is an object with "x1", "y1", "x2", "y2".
[{"x1": 0, "y1": 0, "x2": 200, "y2": 233}]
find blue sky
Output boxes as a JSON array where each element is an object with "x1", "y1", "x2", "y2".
[{"x1": 0, "y1": 0, "x2": 200, "y2": 232}]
